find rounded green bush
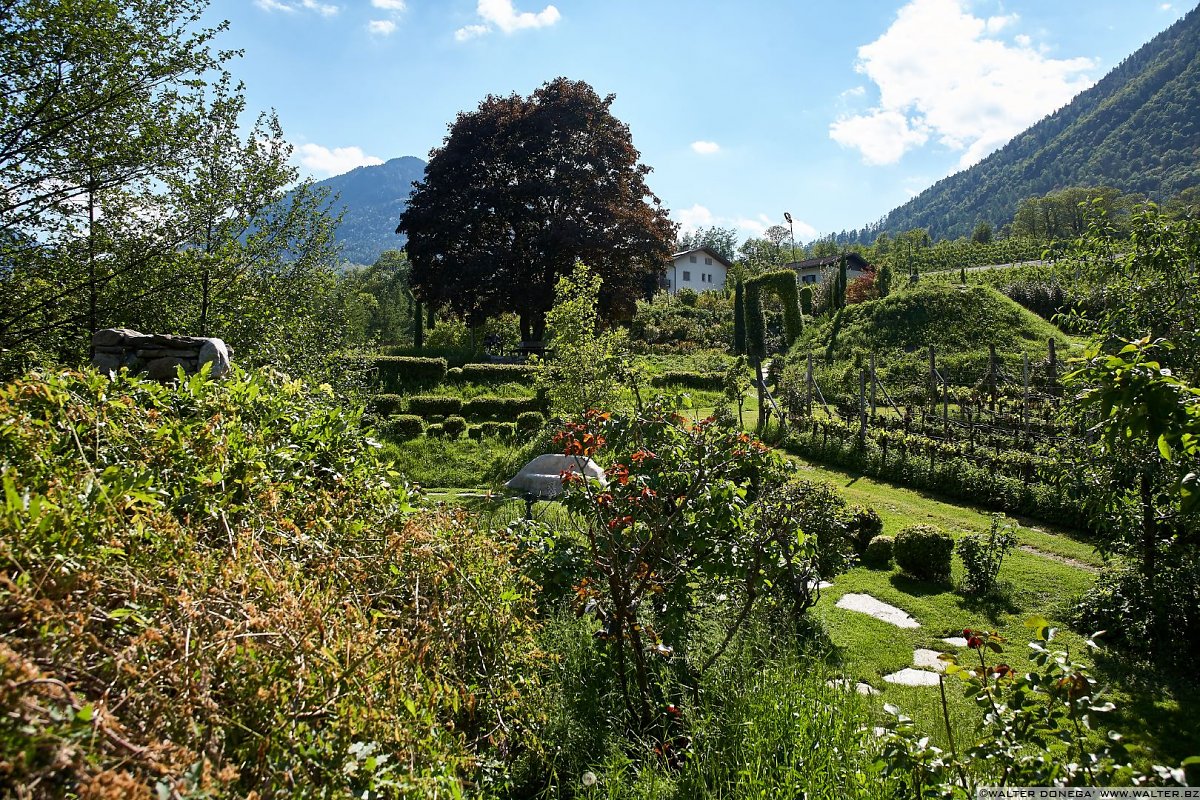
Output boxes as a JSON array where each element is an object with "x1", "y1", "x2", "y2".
[
  {"x1": 516, "y1": 411, "x2": 545, "y2": 436},
  {"x1": 382, "y1": 414, "x2": 424, "y2": 441},
  {"x1": 425, "y1": 423, "x2": 445, "y2": 438},
  {"x1": 442, "y1": 415, "x2": 467, "y2": 439},
  {"x1": 467, "y1": 425, "x2": 484, "y2": 440},
  {"x1": 893, "y1": 524, "x2": 954, "y2": 583},
  {"x1": 863, "y1": 534, "x2": 894, "y2": 569},
  {"x1": 848, "y1": 504, "x2": 884, "y2": 553},
  {"x1": 445, "y1": 367, "x2": 464, "y2": 381}
]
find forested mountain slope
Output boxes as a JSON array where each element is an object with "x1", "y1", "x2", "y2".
[
  {"x1": 869, "y1": 4, "x2": 1200, "y2": 240},
  {"x1": 313, "y1": 156, "x2": 426, "y2": 265}
]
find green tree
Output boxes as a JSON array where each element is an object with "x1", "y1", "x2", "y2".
[
  {"x1": 971, "y1": 220, "x2": 993, "y2": 244},
  {"x1": 0, "y1": 0, "x2": 346, "y2": 379},
  {"x1": 399, "y1": 78, "x2": 677, "y2": 343},
  {"x1": 533, "y1": 262, "x2": 631, "y2": 418},
  {"x1": 676, "y1": 225, "x2": 738, "y2": 262}
]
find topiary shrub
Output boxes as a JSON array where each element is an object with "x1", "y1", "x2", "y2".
[
  {"x1": 446, "y1": 367, "x2": 463, "y2": 381},
  {"x1": 382, "y1": 414, "x2": 424, "y2": 440},
  {"x1": 425, "y1": 422, "x2": 445, "y2": 438},
  {"x1": 459, "y1": 363, "x2": 535, "y2": 383},
  {"x1": 480, "y1": 421, "x2": 501, "y2": 438},
  {"x1": 496, "y1": 422, "x2": 517, "y2": 440},
  {"x1": 369, "y1": 393, "x2": 405, "y2": 416},
  {"x1": 463, "y1": 395, "x2": 546, "y2": 421},
  {"x1": 516, "y1": 411, "x2": 545, "y2": 436},
  {"x1": 863, "y1": 534, "x2": 894, "y2": 568},
  {"x1": 649, "y1": 371, "x2": 724, "y2": 390},
  {"x1": 467, "y1": 425, "x2": 484, "y2": 441},
  {"x1": 372, "y1": 356, "x2": 448, "y2": 390},
  {"x1": 744, "y1": 270, "x2": 803, "y2": 359},
  {"x1": 847, "y1": 505, "x2": 884, "y2": 554},
  {"x1": 894, "y1": 524, "x2": 954, "y2": 583},
  {"x1": 406, "y1": 395, "x2": 463, "y2": 417},
  {"x1": 442, "y1": 415, "x2": 467, "y2": 439}
]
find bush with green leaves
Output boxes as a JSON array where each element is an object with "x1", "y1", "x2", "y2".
[
  {"x1": 864, "y1": 534, "x2": 894, "y2": 568},
  {"x1": 877, "y1": 619, "x2": 1194, "y2": 794},
  {"x1": 649, "y1": 370, "x2": 724, "y2": 390},
  {"x1": 462, "y1": 395, "x2": 546, "y2": 421},
  {"x1": 406, "y1": 395, "x2": 464, "y2": 416},
  {"x1": 425, "y1": 422, "x2": 445, "y2": 438},
  {"x1": 893, "y1": 524, "x2": 954, "y2": 583},
  {"x1": 442, "y1": 415, "x2": 467, "y2": 439},
  {"x1": 956, "y1": 513, "x2": 1017, "y2": 595},
  {"x1": 0, "y1": 367, "x2": 540, "y2": 796},
  {"x1": 369, "y1": 392, "x2": 404, "y2": 416},
  {"x1": 847, "y1": 504, "x2": 884, "y2": 554},
  {"x1": 771, "y1": 478, "x2": 862, "y2": 579},
  {"x1": 516, "y1": 411, "x2": 546, "y2": 436},
  {"x1": 372, "y1": 355, "x2": 448, "y2": 390},
  {"x1": 457, "y1": 363, "x2": 535, "y2": 383},
  {"x1": 380, "y1": 413, "x2": 424, "y2": 440}
]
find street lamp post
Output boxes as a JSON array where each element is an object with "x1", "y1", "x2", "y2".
[{"x1": 784, "y1": 212, "x2": 797, "y2": 266}]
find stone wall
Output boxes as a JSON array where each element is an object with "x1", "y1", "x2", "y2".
[{"x1": 91, "y1": 328, "x2": 232, "y2": 380}]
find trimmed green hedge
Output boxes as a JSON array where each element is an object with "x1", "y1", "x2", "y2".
[
  {"x1": 650, "y1": 371, "x2": 724, "y2": 390},
  {"x1": 406, "y1": 396, "x2": 464, "y2": 416},
  {"x1": 744, "y1": 270, "x2": 803, "y2": 359},
  {"x1": 894, "y1": 525, "x2": 954, "y2": 583},
  {"x1": 516, "y1": 411, "x2": 546, "y2": 435},
  {"x1": 462, "y1": 395, "x2": 547, "y2": 421},
  {"x1": 442, "y1": 415, "x2": 467, "y2": 439},
  {"x1": 370, "y1": 394, "x2": 405, "y2": 416},
  {"x1": 453, "y1": 363, "x2": 535, "y2": 383},
  {"x1": 380, "y1": 414, "x2": 424, "y2": 440},
  {"x1": 372, "y1": 356, "x2": 448, "y2": 390}
]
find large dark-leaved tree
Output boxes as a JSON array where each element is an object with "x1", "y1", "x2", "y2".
[{"x1": 397, "y1": 78, "x2": 677, "y2": 342}]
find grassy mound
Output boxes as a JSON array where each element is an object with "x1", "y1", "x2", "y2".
[
  {"x1": 0, "y1": 368, "x2": 539, "y2": 797},
  {"x1": 784, "y1": 284, "x2": 1078, "y2": 407}
]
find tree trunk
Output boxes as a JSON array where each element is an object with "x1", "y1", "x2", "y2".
[{"x1": 1141, "y1": 470, "x2": 1157, "y2": 583}]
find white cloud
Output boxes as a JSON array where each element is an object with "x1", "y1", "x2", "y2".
[
  {"x1": 690, "y1": 140, "x2": 720, "y2": 155},
  {"x1": 371, "y1": 0, "x2": 405, "y2": 8},
  {"x1": 455, "y1": 0, "x2": 560, "y2": 40},
  {"x1": 297, "y1": 143, "x2": 384, "y2": 176},
  {"x1": 828, "y1": 0, "x2": 1095, "y2": 168},
  {"x1": 455, "y1": 23, "x2": 489, "y2": 41},
  {"x1": 254, "y1": 0, "x2": 338, "y2": 15},
  {"x1": 368, "y1": 19, "x2": 396, "y2": 35},
  {"x1": 1160, "y1": 3, "x2": 1173, "y2": 10},
  {"x1": 675, "y1": 206, "x2": 817, "y2": 243},
  {"x1": 301, "y1": 0, "x2": 338, "y2": 16}
]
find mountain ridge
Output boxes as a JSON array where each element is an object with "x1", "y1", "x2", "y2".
[
  {"x1": 862, "y1": 3, "x2": 1200, "y2": 241},
  {"x1": 311, "y1": 155, "x2": 426, "y2": 265}
]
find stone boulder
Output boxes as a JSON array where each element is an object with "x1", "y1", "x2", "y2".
[
  {"x1": 506, "y1": 454, "x2": 606, "y2": 499},
  {"x1": 90, "y1": 328, "x2": 232, "y2": 380}
]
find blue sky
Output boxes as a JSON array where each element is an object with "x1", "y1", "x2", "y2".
[{"x1": 204, "y1": 0, "x2": 1192, "y2": 243}]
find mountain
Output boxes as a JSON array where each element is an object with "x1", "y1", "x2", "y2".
[
  {"x1": 867, "y1": 4, "x2": 1200, "y2": 241},
  {"x1": 312, "y1": 156, "x2": 426, "y2": 265}
]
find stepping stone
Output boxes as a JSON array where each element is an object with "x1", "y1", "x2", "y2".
[
  {"x1": 806, "y1": 579, "x2": 834, "y2": 591},
  {"x1": 835, "y1": 593, "x2": 920, "y2": 628},
  {"x1": 941, "y1": 636, "x2": 968, "y2": 648},
  {"x1": 913, "y1": 648, "x2": 950, "y2": 672},
  {"x1": 883, "y1": 668, "x2": 942, "y2": 686},
  {"x1": 826, "y1": 678, "x2": 879, "y2": 696}
]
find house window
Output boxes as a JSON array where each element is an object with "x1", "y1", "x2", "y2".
[
  {"x1": 705, "y1": 257, "x2": 713, "y2": 265},
  {"x1": 689, "y1": 255, "x2": 697, "y2": 263},
  {"x1": 683, "y1": 270, "x2": 690, "y2": 281}
]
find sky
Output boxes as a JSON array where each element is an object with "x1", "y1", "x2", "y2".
[{"x1": 203, "y1": 0, "x2": 1193, "y2": 245}]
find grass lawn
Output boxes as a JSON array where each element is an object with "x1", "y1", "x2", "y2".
[{"x1": 786, "y1": 455, "x2": 1199, "y2": 770}]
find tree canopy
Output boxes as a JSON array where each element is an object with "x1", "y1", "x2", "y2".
[
  {"x1": 397, "y1": 77, "x2": 677, "y2": 342},
  {"x1": 0, "y1": 0, "x2": 345, "y2": 378}
]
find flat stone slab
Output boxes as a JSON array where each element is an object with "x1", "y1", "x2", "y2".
[
  {"x1": 913, "y1": 648, "x2": 949, "y2": 672},
  {"x1": 941, "y1": 636, "x2": 968, "y2": 647},
  {"x1": 826, "y1": 678, "x2": 879, "y2": 696},
  {"x1": 835, "y1": 593, "x2": 920, "y2": 628},
  {"x1": 883, "y1": 668, "x2": 942, "y2": 686}
]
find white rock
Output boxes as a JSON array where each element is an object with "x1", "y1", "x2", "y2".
[
  {"x1": 941, "y1": 636, "x2": 968, "y2": 648},
  {"x1": 198, "y1": 338, "x2": 231, "y2": 377},
  {"x1": 883, "y1": 668, "x2": 942, "y2": 686},
  {"x1": 505, "y1": 454, "x2": 606, "y2": 499},
  {"x1": 835, "y1": 593, "x2": 920, "y2": 628},
  {"x1": 913, "y1": 648, "x2": 949, "y2": 672}
]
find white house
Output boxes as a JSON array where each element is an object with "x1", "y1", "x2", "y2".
[
  {"x1": 663, "y1": 247, "x2": 732, "y2": 294},
  {"x1": 785, "y1": 253, "x2": 871, "y2": 285}
]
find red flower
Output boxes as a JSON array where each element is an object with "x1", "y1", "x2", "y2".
[
  {"x1": 967, "y1": 636, "x2": 983, "y2": 649},
  {"x1": 666, "y1": 704, "x2": 680, "y2": 717}
]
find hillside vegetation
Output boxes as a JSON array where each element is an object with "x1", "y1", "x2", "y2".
[
  {"x1": 868, "y1": 4, "x2": 1200, "y2": 240},
  {"x1": 0, "y1": 368, "x2": 538, "y2": 797}
]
